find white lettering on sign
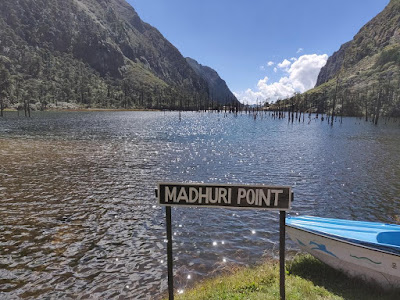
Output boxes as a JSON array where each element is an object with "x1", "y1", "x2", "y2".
[
  {"x1": 188, "y1": 187, "x2": 198, "y2": 203},
  {"x1": 259, "y1": 189, "x2": 271, "y2": 206},
  {"x1": 159, "y1": 183, "x2": 291, "y2": 210},
  {"x1": 271, "y1": 189, "x2": 283, "y2": 206},
  {"x1": 177, "y1": 188, "x2": 188, "y2": 202},
  {"x1": 166, "y1": 187, "x2": 177, "y2": 202},
  {"x1": 237, "y1": 188, "x2": 246, "y2": 204},
  {"x1": 167, "y1": 186, "x2": 232, "y2": 204},
  {"x1": 199, "y1": 187, "x2": 208, "y2": 203},
  {"x1": 237, "y1": 188, "x2": 282, "y2": 206}
]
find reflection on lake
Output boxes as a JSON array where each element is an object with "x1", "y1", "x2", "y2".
[{"x1": 0, "y1": 111, "x2": 399, "y2": 299}]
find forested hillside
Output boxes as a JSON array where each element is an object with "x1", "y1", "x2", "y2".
[
  {"x1": 0, "y1": 0, "x2": 236, "y2": 114},
  {"x1": 186, "y1": 57, "x2": 239, "y2": 106},
  {"x1": 275, "y1": 0, "x2": 400, "y2": 123}
]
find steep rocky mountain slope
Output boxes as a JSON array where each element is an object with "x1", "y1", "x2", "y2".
[
  {"x1": 186, "y1": 57, "x2": 239, "y2": 105},
  {"x1": 316, "y1": 0, "x2": 400, "y2": 89},
  {"x1": 281, "y1": 0, "x2": 400, "y2": 119},
  {"x1": 0, "y1": 0, "x2": 234, "y2": 110}
]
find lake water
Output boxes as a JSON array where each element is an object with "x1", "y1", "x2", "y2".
[{"x1": 0, "y1": 111, "x2": 399, "y2": 299}]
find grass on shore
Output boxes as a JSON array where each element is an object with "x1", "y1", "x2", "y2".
[{"x1": 172, "y1": 254, "x2": 400, "y2": 300}]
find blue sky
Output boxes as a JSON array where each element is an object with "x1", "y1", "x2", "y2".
[{"x1": 127, "y1": 0, "x2": 389, "y2": 103}]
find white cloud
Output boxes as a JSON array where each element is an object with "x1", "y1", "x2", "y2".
[
  {"x1": 296, "y1": 48, "x2": 304, "y2": 53},
  {"x1": 235, "y1": 53, "x2": 328, "y2": 105},
  {"x1": 290, "y1": 57, "x2": 297, "y2": 61},
  {"x1": 288, "y1": 54, "x2": 328, "y2": 91},
  {"x1": 273, "y1": 67, "x2": 277, "y2": 73},
  {"x1": 277, "y1": 59, "x2": 291, "y2": 69},
  {"x1": 260, "y1": 61, "x2": 275, "y2": 71}
]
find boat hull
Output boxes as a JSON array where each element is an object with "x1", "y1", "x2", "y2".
[{"x1": 287, "y1": 225, "x2": 400, "y2": 289}]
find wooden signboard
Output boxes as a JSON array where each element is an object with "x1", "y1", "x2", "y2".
[
  {"x1": 157, "y1": 182, "x2": 292, "y2": 300},
  {"x1": 158, "y1": 182, "x2": 292, "y2": 210}
]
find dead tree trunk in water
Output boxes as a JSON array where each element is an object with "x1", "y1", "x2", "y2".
[
  {"x1": 331, "y1": 77, "x2": 340, "y2": 126},
  {"x1": 24, "y1": 98, "x2": 27, "y2": 117},
  {"x1": 340, "y1": 90, "x2": 345, "y2": 124},
  {"x1": 374, "y1": 90, "x2": 382, "y2": 125},
  {"x1": 0, "y1": 97, "x2": 3, "y2": 117},
  {"x1": 365, "y1": 88, "x2": 369, "y2": 122}
]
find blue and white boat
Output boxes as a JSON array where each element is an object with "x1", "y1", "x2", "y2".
[{"x1": 286, "y1": 215, "x2": 400, "y2": 289}]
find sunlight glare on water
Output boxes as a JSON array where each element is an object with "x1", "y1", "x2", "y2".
[{"x1": 0, "y1": 111, "x2": 399, "y2": 299}]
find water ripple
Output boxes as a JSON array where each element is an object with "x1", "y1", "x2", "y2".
[{"x1": 0, "y1": 111, "x2": 399, "y2": 298}]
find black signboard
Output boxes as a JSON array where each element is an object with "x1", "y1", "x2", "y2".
[
  {"x1": 158, "y1": 181, "x2": 292, "y2": 300},
  {"x1": 158, "y1": 182, "x2": 292, "y2": 210}
]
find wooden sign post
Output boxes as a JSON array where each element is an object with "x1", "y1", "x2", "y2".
[{"x1": 157, "y1": 182, "x2": 292, "y2": 300}]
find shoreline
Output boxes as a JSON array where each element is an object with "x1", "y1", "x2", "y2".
[
  {"x1": 2, "y1": 107, "x2": 162, "y2": 113},
  {"x1": 170, "y1": 254, "x2": 400, "y2": 299}
]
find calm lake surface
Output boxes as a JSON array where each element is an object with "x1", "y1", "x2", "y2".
[{"x1": 0, "y1": 111, "x2": 399, "y2": 299}]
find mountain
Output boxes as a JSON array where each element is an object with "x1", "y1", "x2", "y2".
[
  {"x1": 0, "y1": 0, "x2": 233, "y2": 111},
  {"x1": 315, "y1": 41, "x2": 352, "y2": 86},
  {"x1": 279, "y1": 0, "x2": 400, "y2": 120},
  {"x1": 186, "y1": 58, "x2": 239, "y2": 105},
  {"x1": 316, "y1": 0, "x2": 400, "y2": 89}
]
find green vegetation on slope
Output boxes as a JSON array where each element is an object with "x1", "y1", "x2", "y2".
[
  {"x1": 172, "y1": 254, "x2": 400, "y2": 300},
  {"x1": 0, "y1": 0, "x2": 218, "y2": 114},
  {"x1": 186, "y1": 57, "x2": 239, "y2": 105},
  {"x1": 276, "y1": 0, "x2": 400, "y2": 122}
]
